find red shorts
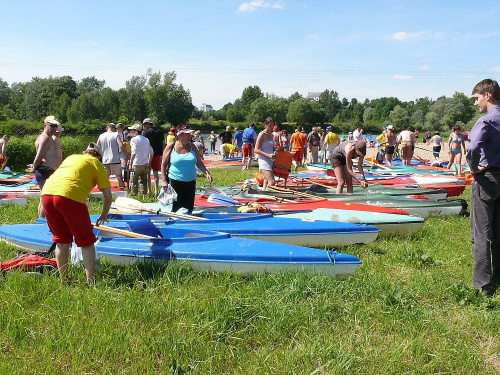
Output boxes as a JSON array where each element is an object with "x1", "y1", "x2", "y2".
[
  {"x1": 0, "y1": 156, "x2": 4, "y2": 164},
  {"x1": 292, "y1": 150, "x2": 304, "y2": 162},
  {"x1": 150, "y1": 155, "x2": 162, "y2": 171},
  {"x1": 243, "y1": 144, "x2": 253, "y2": 158},
  {"x1": 41, "y1": 195, "x2": 96, "y2": 247}
]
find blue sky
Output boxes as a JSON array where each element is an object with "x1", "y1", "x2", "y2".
[{"x1": 1, "y1": 0, "x2": 499, "y2": 109}]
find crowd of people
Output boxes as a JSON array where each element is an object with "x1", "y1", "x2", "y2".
[{"x1": 3, "y1": 78, "x2": 497, "y2": 297}]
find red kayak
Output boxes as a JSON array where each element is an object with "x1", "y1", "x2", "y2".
[
  {"x1": 392, "y1": 183, "x2": 466, "y2": 197},
  {"x1": 195, "y1": 195, "x2": 409, "y2": 215}
]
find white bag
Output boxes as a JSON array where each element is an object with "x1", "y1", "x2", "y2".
[
  {"x1": 70, "y1": 242, "x2": 100, "y2": 268},
  {"x1": 157, "y1": 185, "x2": 178, "y2": 206}
]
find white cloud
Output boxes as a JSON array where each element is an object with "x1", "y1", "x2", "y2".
[
  {"x1": 390, "y1": 31, "x2": 443, "y2": 42},
  {"x1": 237, "y1": 0, "x2": 285, "y2": 13},
  {"x1": 309, "y1": 33, "x2": 318, "y2": 39},
  {"x1": 392, "y1": 75, "x2": 413, "y2": 80},
  {"x1": 75, "y1": 41, "x2": 97, "y2": 47},
  {"x1": 420, "y1": 64, "x2": 430, "y2": 70},
  {"x1": 488, "y1": 67, "x2": 500, "y2": 73},
  {"x1": 392, "y1": 32, "x2": 409, "y2": 41},
  {"x1": 272, "y1": 1, "x2": 285, "y2": 9}
]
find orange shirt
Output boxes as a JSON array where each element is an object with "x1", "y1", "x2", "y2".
[{"x1": 289, "y1": 132, "x2": 307, "y2": 152}]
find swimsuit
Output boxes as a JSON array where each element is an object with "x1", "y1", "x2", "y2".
[{"x1": 450, "y1": 134, "x2": 462, "y2": 155}]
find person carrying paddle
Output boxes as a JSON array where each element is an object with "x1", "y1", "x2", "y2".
[
  {"x1": 467, "y1": 79, "x2": 500, "y2": 297},
  {"x1": 41, "y1": 142, "x2": 112, "y2": 286},
  {"x1": 161, "y1": 124, "x2": 213, "y2": 213},
  {"x1": 331, "y1": 140, "x2": 369, "y2": 194}
]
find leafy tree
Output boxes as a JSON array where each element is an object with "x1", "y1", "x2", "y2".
[
  {"x1": 67, "y1": 93, "x2": 97, "y2": 123},
  {"x1": 0, "y1": 78, "x2": 11, "y2": 107},
  {"x1": 165, "y1": 84, "x2": 195, "y2": 125},
  {"x1": 240, "y1": 85, "x2": 263, "y2": 113},
  {"x1": 424, "y1": 111, "x2": 440, "y2": 131},
  {"x1": 122, "y1": 76, "x2": 147, "y2": 122},
  {"x1": 410, "y1": 109, "x2": 425, "y2": 127},
  {"x1": 49, "y1": 92, "x2": 72, "y2": 123},
  {"x1": 287, "y1": 98, "x2": 325, "y2": 126},
  {"x1": 318, "y1": 89, "x2": 341, "y2": 121},
  {"x1": 363, "y1": 107, "x2": 375, "y2": 123},
  {"x1": 288, "y1": 92, "x2": 302, "y2": 103},
  {"x1": 77, "y1": 76, "x2": 105, "y2": 95},
  {"x1": 97, "y1": 88, "x2": 120, "y2": 122},
  {"x1": 389, "y1": 105, "x2": 409, "y2": 130},
  {"x1": 226, "y1": 106, "x2": 244, "y2": 122}
]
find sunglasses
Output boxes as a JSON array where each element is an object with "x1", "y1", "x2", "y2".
[{"x1": 48, "y1": 124, "x2": 58, "y2": 128}]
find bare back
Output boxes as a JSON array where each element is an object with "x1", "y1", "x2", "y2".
[{"x1": 35, "y1": 132, "x2": 61, "y2": 170}]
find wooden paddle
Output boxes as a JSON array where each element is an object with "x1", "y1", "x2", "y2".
[
  {"x1": 94, "y1": 225, "x2": 154, "y2": 239},
  {"x1": 269, "y1": 185, "x2": 321, "y2": 200},
  {"x1": 114, "y1": 196, "x2": 206, "y2": 221},
  {"x1": 289, "y1": 176, "x2": 331, "y2": 189}
]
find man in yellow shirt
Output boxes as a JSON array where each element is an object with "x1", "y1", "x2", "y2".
[
  {"x1": 220, "y1": 143, "x2": 237, "y2": 158},
  {"x1": 323, "y1": 126, "x2": 339, "y2": 163},
  {"x1": 41, "y1": 143, "x2": 112, "y2": 285}
]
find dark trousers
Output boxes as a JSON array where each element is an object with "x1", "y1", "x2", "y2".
[
  {"x1": 170, "y1": 179, "x2": 196, "y2": 213},
  {"x1": 470, "y1": 170, "x2": 500, "y2": 289}
]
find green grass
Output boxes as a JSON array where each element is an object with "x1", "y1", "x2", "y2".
[{"x1": 1, "y1": 173, "x2": 500, "y2": 374}]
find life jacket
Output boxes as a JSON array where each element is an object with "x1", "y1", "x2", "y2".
[
  {"x1": 1, "y1": 254, "x2": 57, "y2": 272},
  {"x1": 273, "y1": 148, "x2": 293, "y2": 180}
]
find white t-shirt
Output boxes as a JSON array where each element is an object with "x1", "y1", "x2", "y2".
[
  {"x1": 97, "y1": 131, "x2": 120, "y2": 164},
  {"x1": 431, "y1": 135, "x2": 442, "y2": 146},
  {"x1": 130, "y1": 135, "x2": 152, "y2": 166},
  {"x1": 353, "y1": 129, "x2": 364, "y2": 142}
]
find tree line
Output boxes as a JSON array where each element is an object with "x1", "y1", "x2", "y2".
[{"x1": 0, "y1": 70, "x2": 480, "y2": 133}]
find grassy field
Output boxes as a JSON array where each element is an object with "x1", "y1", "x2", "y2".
[{"x1": 1, "y1": 168, "x2": 499, "y2": 374}]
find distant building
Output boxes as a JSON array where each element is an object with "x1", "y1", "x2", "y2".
[
  {"x1": 201, "y1": 103, "x2": 214, "y2": 112},
  {"x1": 306, "y1": 92, "x2": 321, "y2": 101}
]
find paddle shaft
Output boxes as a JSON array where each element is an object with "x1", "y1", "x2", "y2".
[
  {"x1": 113, "y1": 203, "x2": 205, "y2": 221},
  {"x1": 290, "y1": 176, "x2": 331, "y2": 189},
  {"x1": 269, "y1": 185, "x2": 321, "y2": 200},
  {"x1": 94, "y1": 225, "x2": 154, "y2": 239}
]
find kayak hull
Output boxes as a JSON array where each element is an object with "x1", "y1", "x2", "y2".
[
  {"x1": 281, "y1": 208, "x2": 425, "y2": 236},
  {"x1": 0, "y1": 224, "x2": 362, "y2": 276}
]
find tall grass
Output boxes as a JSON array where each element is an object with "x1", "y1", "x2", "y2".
[{"x1": 0, "y1": 175, "x2": 499, "y2": 373}]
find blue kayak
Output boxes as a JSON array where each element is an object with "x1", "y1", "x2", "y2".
[
  {"x1": 36, "y1": 212, "x2": 380, "y2": 247},
  {"x1": 0, "y1": 224, "x2": 362, "y2": 276}
]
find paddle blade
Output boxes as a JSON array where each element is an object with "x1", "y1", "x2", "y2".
[
  {"x1": 207, "y1": 193, "x2": 239, "y2": 206},
  {"x1": 203, "y1": 186, "x2": 224, "y2": 198},
  {"x1": 114, "y1": 196, "x2": 149, "y2": 212}
]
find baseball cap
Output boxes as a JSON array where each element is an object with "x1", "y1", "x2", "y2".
[
  {"x1": 107, "y1": 122, "x2": 116, "y2": 129},
  {"x1": 326, "y1": 126, "x2": 332, "y2": 130},
  {"x1": 116, "y1": 123, "x2": 124, "y2": 128},
  {"x1": 128, "y1": 124, "x2": 143, "y2": 131},
  {"x1": 142, "y1": 118, "x2": 153, "y2": 124},
  {"x1": 169, "y1": 127, "x2": 176, "y2": 133},
  {"x1": 85, "y1": 142, "x2": 103, "y2": 157},
  {"x1": 273, "y1": 125, "x2": 279, "y2": 131},
  {"x1": 387, "y1": 125, "x2": 394, "y2": 130},
  {"x1": 44, "y1": 115, "x2": 60, "y2": 126},
  {"x1": 56, "y1": 124, "x2": 64, "y2": 132}
]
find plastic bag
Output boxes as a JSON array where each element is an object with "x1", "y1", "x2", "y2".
[
  {"x1": 158, "y1": 185, "x2": 178, "y2": 206},
  {"x1": 70, "y1": 242, "x2": 100, "y2": 268}
]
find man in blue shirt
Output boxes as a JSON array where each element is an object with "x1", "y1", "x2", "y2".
[
  {"x1": 468, "y1": 78, "x2": 500, "y2": 297},
  {"x1": 242, "y1": 122, "x2": 257, "y2": 170},
  {"x1": 233, "y1": 127, "x2": 243, "y2": 156}
]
